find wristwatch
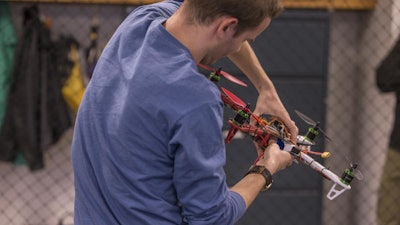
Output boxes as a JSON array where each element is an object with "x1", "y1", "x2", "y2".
[{"x1": 245, "y1": 165, "x2": 273, "y2": 192}]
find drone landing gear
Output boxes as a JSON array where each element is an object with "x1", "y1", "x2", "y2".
[{"x1": 327, "y1": 183, "x2": 351, "y2": 200}]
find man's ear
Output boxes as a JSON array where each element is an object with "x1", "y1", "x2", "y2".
[{"x1": 216, "y1": 17, "x2": 238, "y2": 38}]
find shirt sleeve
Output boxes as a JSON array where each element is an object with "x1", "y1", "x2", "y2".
[{"x1": 170, "y1": 102, "x2": 246, "y2": 225}]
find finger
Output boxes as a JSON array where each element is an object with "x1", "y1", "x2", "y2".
[
  {"x1": 249, "y1": 110, "x2": 259, "y2": 125},
  {"x1": 280, "y1": 152, "x2": 294, "y2": 168},
  {"x1": 286, "y1": 120, "x2": 299, "y2": 143},
  {"x1": 268, "y1": 136, "x2": 277, "y2": 145},
  {"x1": 253, "y1": 140, "x2": 266, "y2": 155}
]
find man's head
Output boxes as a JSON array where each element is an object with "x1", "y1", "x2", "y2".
[
  {"x1": 184, "y1": 0, "x2": 283, "y2": 36},
  {"x1": 165, "y1": 0, "x2": 283, "y2": 64}
]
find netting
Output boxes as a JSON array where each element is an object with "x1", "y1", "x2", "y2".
[{"x1": 1, "y1": 1, "x2": 399, "y2": 225}]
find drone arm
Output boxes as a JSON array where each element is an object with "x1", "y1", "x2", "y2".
[
  {"x1": 296, "y1": 151, "x2": 351, "y2": 192},
  {"x1": 279, "y1": 141, "x2": 351, "y2": 200},
  {"x1": 225, "y1": 123, "x2": 239, "y2": 144}
]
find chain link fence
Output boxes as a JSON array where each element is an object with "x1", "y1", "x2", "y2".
[{"x1": 1, "y1": 0, "x2": 399, "y2": 225}]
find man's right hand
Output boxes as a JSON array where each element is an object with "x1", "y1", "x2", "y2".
[{"x1": 255, "y1": 141, "x2": 293, "y2": 175}]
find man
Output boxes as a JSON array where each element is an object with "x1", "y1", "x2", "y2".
[
  {"x1": 376, "y1": 36, "x2": 400, "y2": 225},
  {"x1": 72, "y1": 0, "x2": 295, "y2": 224}
]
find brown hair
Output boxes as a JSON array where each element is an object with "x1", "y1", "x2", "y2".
[{"x1": 184, "y1": 0, "x2": 284, "y2": 35}]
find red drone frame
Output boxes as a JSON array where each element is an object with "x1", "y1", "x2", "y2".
[{"x1": 219, "y1": 85, "x2": 362, "y2": 200}]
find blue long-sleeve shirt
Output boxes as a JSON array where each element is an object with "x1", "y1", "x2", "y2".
[{"x1": 72, "y1": 1, "x2": 246, "y2": 224}]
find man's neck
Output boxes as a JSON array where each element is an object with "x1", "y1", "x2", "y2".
[{"x1": 163, "y1": 7, "x2": 211, "y2": 64}]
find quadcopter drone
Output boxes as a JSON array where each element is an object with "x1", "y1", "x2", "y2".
[{"x1": 201, "y1": 65, "x2": 363, "y2": 200}]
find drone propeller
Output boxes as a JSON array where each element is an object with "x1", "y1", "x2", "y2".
[
  {"x1": 221, "y1": 87, "x2": 247, "y2": 111},
  {"x1": 198, "y1": 64, "x2": 248, "y2": 87},
  {"x1": 349, "y1": 163, "x2": 364, "y2": 181},
  {"x1": 221, "y1": 87, "x2": 264, "y2": 123},
  {"x1": 295, "y1": 110, "x2": 332, "y2": 142},
  {"x1": 344, "y1": 157, "x2": 364, "y2": 181}
]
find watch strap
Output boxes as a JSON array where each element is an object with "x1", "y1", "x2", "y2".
[{"x1": 245, "y1": 165, "x2": 273, "y2": 192}]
